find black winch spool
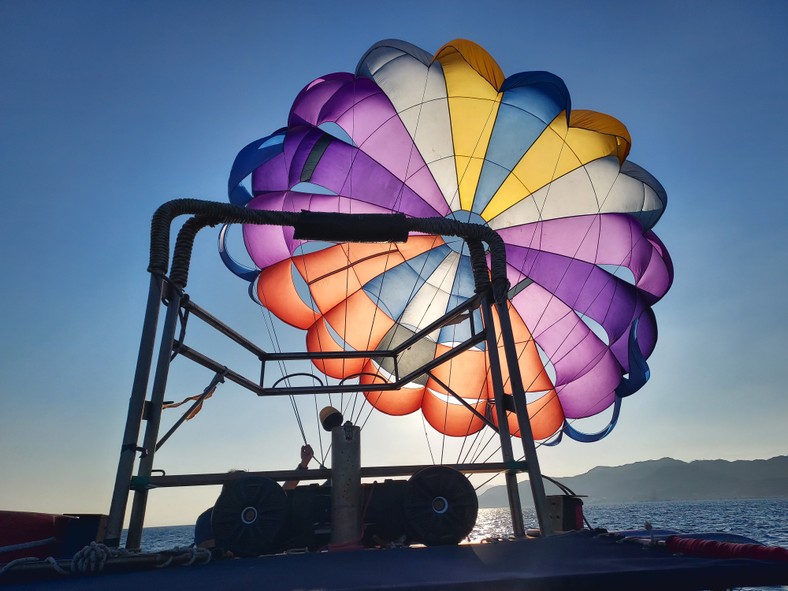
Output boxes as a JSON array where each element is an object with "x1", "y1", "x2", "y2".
[
  {"x1": 211, "y1": 476, "x2": 288, "y2": 556},
  {"x1": 404, "y1": 466, "x2": 478, "y2": 546}
]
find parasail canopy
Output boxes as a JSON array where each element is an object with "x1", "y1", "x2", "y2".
[{"x1": 221, "y1": 39, "x2": 674, "y2": 443}]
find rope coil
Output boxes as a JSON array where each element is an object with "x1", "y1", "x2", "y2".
[
  {"x1": 71, "y1": 542, "x2": 115, "y2": 574},
  {"x1": 0, "y1": 543, "x2": 211, "y2": 579}
]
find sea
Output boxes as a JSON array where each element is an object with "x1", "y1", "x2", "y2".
[
  {"x1": 127, "y1": 498, "x2": 788, "y2": 589},
  {"x1": 131, "y1": 498, "x2": 788, "y2": 551}
]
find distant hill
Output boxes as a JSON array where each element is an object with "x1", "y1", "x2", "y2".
[{"x1": 478, "y1": 456, "x2": 788, "y2": 508}]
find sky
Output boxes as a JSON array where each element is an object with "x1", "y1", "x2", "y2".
[{"x1": 1, "y1": 0, "x2": 786, "y2": 528}]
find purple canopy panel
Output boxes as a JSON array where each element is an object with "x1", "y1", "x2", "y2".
[{"x1": 289, "y1": 74, "x2": 450, "y2": 217}]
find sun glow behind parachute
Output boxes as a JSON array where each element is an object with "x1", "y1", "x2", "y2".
[{"x1": 220, "y1": 39, "x2": 673, "y2": 443}]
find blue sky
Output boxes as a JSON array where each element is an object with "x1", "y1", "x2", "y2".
[{"x1": 1, "y1": 0, "x2": 786, "y2": 527}]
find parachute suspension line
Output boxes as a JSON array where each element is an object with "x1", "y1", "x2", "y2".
[
  {"x1": 293, "y1": 244, "x2": 323, "y2": 406},
  {"x1": 290, "y1": 394, "x2": 308, "y2": 446},
  {"x1": 356, "y1": 391, "x2": 376, "y2": 430},
  {"x1": 468, "y1": 428, "x2": 501, "y2": 466},
  {"x1": 465, "y1": 425, "x2": 499, "y2": 465},
  {"x1": 455, "y1": 420, "x2": 474, "y2": 465},
  {"x1": 404, "y1": 245, "x2": 457, "y2": 464},
  {"x1": 340, "y1": 244, "x2": 353, "y2": 416},
  {"x1": 421, "y1": 412, "x2": 436, "y2": 465},
  {"x1": 352, "y1": 232, "x2": 449, "y2": 453},
  {"x1": 473, "y1": 473, "x2": 497, "y2": 493},
  {"x1": 338, "y1": 374, "x2": 367, "y2": 430},
  {"x1": 437, "y1": 371, "x2": 450, "y2": 464},
  {"x1": 458, "y1": 419, "x2": 486, "y2": 464},
  {"x1": 473, "y1": 471, "x2": 501, "y2": 493},
  {"x1": 354, "y1": 377, "x2": 394, "y2": 432},
  {"x1": 255, "y1": 302, "x2": 309, "y2": 445},
  {"x1": 341, "y1": 75, "x2": 436, "y2": 429},
  {"x1": 290, "y1": 244, "x2": 339, "y2": 459},
  {"x1": 471, "y1": 442, "x2": 511, "y2": 492},
  {"x1": 339, "y1": 243, "x2": 394, "y2": 428},
  {"x1": 426, "y1": 368, "x2": 493, "y2": 465},
  {"x1": 459, "y1": 414, "x2": 484, "y2": 463},
  {"x1": 312, "y1": 391, "x2": 326, "y2": 463},
  {"x1": 349, "y1": 389, "x2": 371, "y2": 429},
  {"x1": 348, "y1": 389, "x2": 360, "y2": 426}
]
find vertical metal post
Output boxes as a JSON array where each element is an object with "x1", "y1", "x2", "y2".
[
  {"x1": 479, "y1": 292, "x2": 526, "y2": 538},
  {"x1": 330, "y1": 421, "x2": 361, "y2": 548},
  {"x1": 494, "y1": 302, "x2": 554, "y2": 536},
  {"x1": 105, "y1": 274, "x2": 165, "y2": 547},
  {"x1": 125, "y1": 284, "x2": 183, "y2": 549}
]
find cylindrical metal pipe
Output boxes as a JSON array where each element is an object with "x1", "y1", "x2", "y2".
[
  {"x1": 105, "y1": 273, "x2": 165, "y2": 547},
  {"x1": 494, "y1": 300, "x2": 554, "y2": 537},
  {"x1": 125, "y1": 284, "x2": 183, "y2": 549},
  {"x1": 478, "y1": 290, "x2": 526, "y2": 538},
  {"x1": 330, "y1": 422, "x2": 361, "y2": 548}
]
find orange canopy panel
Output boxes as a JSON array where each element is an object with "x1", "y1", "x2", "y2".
[
  {"x1": 361, "y1": 360, "x2": 425, "y2": 416},
  {"x1": 306, "y1": 291, "x2": 395, "y2": 379},
  {"x1": 257, "y1": 260, "x2": 317, "y2": 329},
  {"x1": 421, "y1": 387, "x2": 487, "y2": 437}
]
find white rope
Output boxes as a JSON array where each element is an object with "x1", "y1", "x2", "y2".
[
  {"x1": 0, "y1": 557, "x2": 39, "y2": 575},
  {"x1": 0, "y1": 556, "x2": 69, "y2": 577},
  {"x1": 155, "y1": 546, "x2": 211, "y2": 568},
  {"x1": 0, "y1": 543, "x2": 211, "y2": 578},
  {"x1": 70, "y1": 541, "x2": 114, "y2": 574},
  {"x1": 183, "y1": 546, "x2": 211, "y2": 566},
  {"x1": 46, "y1": 556, "x2": 70, "y2": 575}
]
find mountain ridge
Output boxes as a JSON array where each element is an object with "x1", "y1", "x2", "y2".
[{"x1": 478, "y1": 455, "x2": 788, "y2": 508}]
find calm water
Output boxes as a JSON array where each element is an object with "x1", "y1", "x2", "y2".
[
  {"x1": 132, "y1": 498, "x2": 788, "y2": 551},
  {"x1": 125, "y1": 499, "x2": 787, "y2": 591}
]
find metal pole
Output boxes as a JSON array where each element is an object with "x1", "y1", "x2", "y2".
[
  {"x1": 494, "y1": 302, "x2": 554, "y2": 536},
  {"x1": 105, "y1": 273, "x2": 164, "y2": 547},
  {"x1": 330, "y1": 421, "x2": 361, "y2": 548},
  {"x1": 125, "y1": 284, "x2": 183, "y2": 549},
  {"x1": 479, "y1": 291, "x2": 526, "y2": 538},
  {"x1": 134, "y1": 462, "x2": 518, "y2": 489}
]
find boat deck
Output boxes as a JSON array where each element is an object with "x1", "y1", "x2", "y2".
[{"x1": 3, "y1": 530, "x2": 787, "y2": 590}]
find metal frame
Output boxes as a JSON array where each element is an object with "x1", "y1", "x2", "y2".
[{"x1": 105, "y1": 200, "x2": 553, "y2": 549}]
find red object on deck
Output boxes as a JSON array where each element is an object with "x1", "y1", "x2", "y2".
[
  {"x1": 666, "y1": 535, "x2": 788, "y2": 562},
  {"x1": 0, "y1": 511, "x2": 71, "y2": 562}
]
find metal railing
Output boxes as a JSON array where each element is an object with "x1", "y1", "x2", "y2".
[{"x1": 105, "y1": 200, "x2": 553, "y2": 549}]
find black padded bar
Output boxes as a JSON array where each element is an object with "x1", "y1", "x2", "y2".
[{"x1": 293, "y1": 210, "x2": 409, "y2": 243}]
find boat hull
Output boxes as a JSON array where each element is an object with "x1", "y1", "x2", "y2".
[{"x1": 0, "y1": 511, "x2": 106, "y2": 562}]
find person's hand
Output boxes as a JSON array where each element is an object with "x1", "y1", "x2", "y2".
[{"x1": 299, "y1": 444, "x2": 314, "y2": 469}]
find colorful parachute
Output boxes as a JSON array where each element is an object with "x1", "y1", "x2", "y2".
[{"x1": 222, "y1": 39, "x2": 673, "y2": 443}]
